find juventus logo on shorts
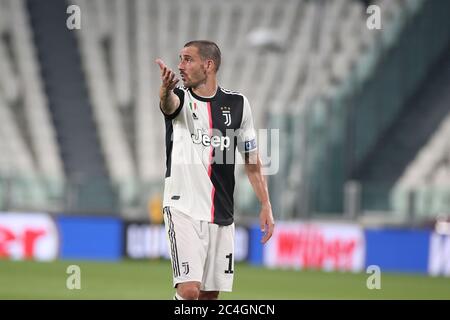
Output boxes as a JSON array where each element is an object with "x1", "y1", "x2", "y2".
[
  {"x1": 221, "y1": 106, "x2": 231, "y2": 126},
  {"x1": 182, "y1": 262, "x2": 190, "y2": 275}
]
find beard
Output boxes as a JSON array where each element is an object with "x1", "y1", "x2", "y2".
[{"x1": 184, "y1": 76, "x2": 206, "y2": 89}]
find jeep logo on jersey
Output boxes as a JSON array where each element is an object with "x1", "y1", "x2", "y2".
[
  {"x1": 191, "y1": 129, "x2": 231, "y2": 150},
  {"x1": 221, "y1": 106, "x2": 232, "y2": 126}
]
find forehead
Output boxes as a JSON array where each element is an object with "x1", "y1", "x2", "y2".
[{"x1": 180, "y1": 46, "x2": 200, "y2": 57}]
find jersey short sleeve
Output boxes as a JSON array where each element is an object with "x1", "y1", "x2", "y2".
[
  {"x1": 160, "y1": 87, "x2": 185, "y2": 120},
  {"x1": 237, "y1": 95, "x2": 257, "y2": 153}
]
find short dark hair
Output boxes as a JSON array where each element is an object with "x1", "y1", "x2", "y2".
[{"x1": 184, "y1": 40, "x2": 221, "y2": 72}]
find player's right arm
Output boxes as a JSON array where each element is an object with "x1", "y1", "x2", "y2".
[{"x1": 156, "y1": 58, "x2": 180, "y2": 116}]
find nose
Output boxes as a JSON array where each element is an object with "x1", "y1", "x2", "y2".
[{"x1": 178, "y1": 61, "x2": 184, "y2": 71}]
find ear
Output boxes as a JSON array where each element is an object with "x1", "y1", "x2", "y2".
[{"x1": 206, "y1": 59, "x2": 215, "y2": 72}]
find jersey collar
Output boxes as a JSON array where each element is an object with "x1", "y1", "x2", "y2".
[{"x1": 189, "y1": 87, "x2": 219, "y2": 102}]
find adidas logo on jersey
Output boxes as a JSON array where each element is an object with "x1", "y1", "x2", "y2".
[{"x1": 191, "y1": 129, "x2": 230, "y2": 150}]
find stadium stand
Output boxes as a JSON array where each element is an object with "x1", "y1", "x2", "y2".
[
  {"x1": 351, "y1": 0, "x2": 450, "y2": 221},
  {"x1": 391, "y1": 54, "x2": 450, "y2": 219},
  {"x1": 0, "y1": 0, "x2": 449, "y2": 224},
  {"x1": 0, "y1": 0, "x2": 64, "y2": 210}
]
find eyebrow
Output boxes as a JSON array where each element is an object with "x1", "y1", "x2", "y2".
[{"x1": 179, "y1": 54, "x2": 193, "y2": 59}]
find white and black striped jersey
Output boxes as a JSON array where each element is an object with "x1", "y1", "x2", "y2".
[{"x1": 161, "y1": 86, "x2": 257, "y2": 226}]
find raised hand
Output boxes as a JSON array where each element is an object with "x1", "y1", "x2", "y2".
[
  {"x1": 156, "y1": 58, "x2": 179, "y2": 92},
  {"x1": 155, "y1": 58, "x2": 180, "y2": 115}
]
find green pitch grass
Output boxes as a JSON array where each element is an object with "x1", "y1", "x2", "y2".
[{"x1": 0, "y1": 259, "x2": 449, "y2": 299}]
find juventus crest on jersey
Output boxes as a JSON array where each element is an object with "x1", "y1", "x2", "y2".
[{"x1": 161, "y1": 86, "x2": 257, "y2": 226}]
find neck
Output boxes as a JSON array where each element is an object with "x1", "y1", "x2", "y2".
[{"x1": 192, "y1": 77, "x2": 218, "y2": 97}]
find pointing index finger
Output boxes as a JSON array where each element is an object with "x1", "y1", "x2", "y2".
[{"x1": 155, "y1": 58, "x2": 166, "y2": 70}]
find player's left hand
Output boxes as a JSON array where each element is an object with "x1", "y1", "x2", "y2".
[{"x1": 259, "y1": 204, "x2": 274, "y2": 244}]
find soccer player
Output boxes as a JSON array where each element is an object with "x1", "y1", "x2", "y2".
[{"x1": 156, "y1": 40, "x2": 274, "y2": 300}]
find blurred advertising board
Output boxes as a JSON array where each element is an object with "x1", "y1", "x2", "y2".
[
  {"x1": 125, "y1": 223, "x2": 169, "y2": 259},
  {"x1": 0, "y1": 212, "x2": 59, "y2": 261},
  {"x1": 365, "y1": 229, "x2": 430, "y2": 274},
  {"x1": 428, "y1": 233, "x2": 450, "y2": 277},
  {"x1": 124, "y1": 222, "x2": 249, "y2": 262},
  {"x1": 263, "y1": 222, "x2": 365, "y2": 272},
  {"x1": 56, "y1": 215, "x2": 122, "y2": 261},
  {"x1": 248, "y1": 225, "x2": 264, "y2": 265}
]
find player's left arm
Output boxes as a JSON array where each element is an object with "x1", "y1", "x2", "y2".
[{"x1": 244, "y1": 151, "x2": 275, "y2": 244}]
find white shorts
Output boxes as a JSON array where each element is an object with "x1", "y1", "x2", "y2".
[{"x1": 163, "y1": 206, "x2": 235, "y2": 292}]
